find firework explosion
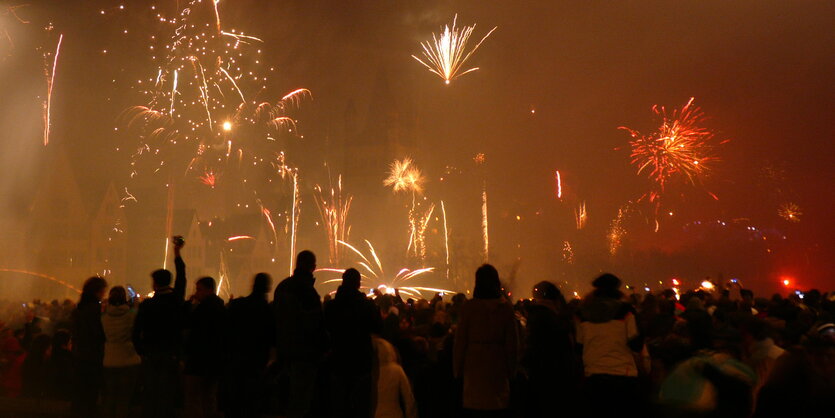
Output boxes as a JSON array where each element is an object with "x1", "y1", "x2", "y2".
[
  {"x1": 412, "y1": 14, "x2": 497, "y2": 85},
  {"x1": 314, "y1": 176, "x2": 353, "y2": 265},
  {"x1": 384, "y1": 158, "x2": 425, "y2": 195},
  {"x1": 318, "y1": 241, "x2": 452, "y2": 298},
  {"x1": 384, "y1": 158, "x2": 431, "y2": 261},
  {"x1": 118, "y1": 0, "x2": 308, "y2": 192},
  {"x1": 778, "y1": 202, "x2": 802, "y2": 223},
  {"x1": 620, "y1": 98, "x2": 726, "y2": 203}
]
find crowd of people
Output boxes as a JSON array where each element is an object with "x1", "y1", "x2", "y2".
[{"x1": 1, "y1": 237, "x2": 834, "y2": 418}]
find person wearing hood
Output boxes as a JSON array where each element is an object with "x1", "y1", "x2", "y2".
[
  {"x1": 183, "y1": 276, "x2": 226, "y2": 418},
  {"x1": 101, "y1": 286, "x2": 141, "y2": 418},
  {"x1": 575, "y1": 273, "x2": 645, "y2": 417},
  {"x1": 522, "y1": 281, "x2": 578, "y2": 418},
  {"x1": 453, "y1": 264, "x2": 518, "y2": 417},
  {"x1": 274, "y1": 250, "x2": 328, "y2": 418},
  {"x1": 325, "y1": 268, "x2": 382, "y2": 417},
  {"x1": 371, "y1": 336, "x2": 418, "y2": 418}
]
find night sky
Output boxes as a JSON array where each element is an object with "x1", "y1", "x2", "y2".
[{"x1": 1, "y1": 0, "x2": 833, "y2": 296}]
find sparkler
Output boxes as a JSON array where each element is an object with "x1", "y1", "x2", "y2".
[
  {"x1": 314, "y1": 176, "x2": 353, "y2": 265},
  {"x1": 412, "y1": 14, "x2": 497, "y2": 84},
  {"x1": 318, "y1": 240, "x2": 452, "y2": 298},
  {"x1": 778, "y1": 202, "x2": 802, "y2": 223}
]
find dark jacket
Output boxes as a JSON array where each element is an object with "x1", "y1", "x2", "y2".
[
  {"x1": 132, "y1": 256, "x2": 186, "y2": 359},
  {"x1": 47, "y1": 347, "x2": 74, "y2": 401},
  {"x1": 226, "y1": 292, "x2": 275, "y2": 374},
  {"x1": 273, "y1": 269, "x2": 328, "y2": 364},
  {"x1": 324, "y1": 286, "x2": 381, "y2": 376},
  {"x1": 184, "y1": 294, "x2": 226, "y2": 376},
  {"x1": 71, "y1": 301, "x2": 105, "y2": 367}
]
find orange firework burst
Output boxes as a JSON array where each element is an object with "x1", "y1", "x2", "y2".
[
  {"x1": 778, "y1": 202, "x2": 802, "y2": 223},
  {"x1": 199, "y1": 170, "x2": 218, "y2": 188},
  {"x1": 620, "y1": 98, "x2": 726, "y2": 201}
]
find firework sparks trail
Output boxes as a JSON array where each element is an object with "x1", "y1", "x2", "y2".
[
  {"x1": 412, "y1": 14, "x2": 497, "y2": 84},
  {"x1": 0, "y1": 269, "x2": 81, "y2": 293},
  {"x1": 162, "y1": 180, "x2": 175, "y2": 270},
  {"x1": 575, "y1": 201, "x2": 587, "y2": 230},
  {"x1": 227, "y1": 235, "x2": 254, "y2": 242},
  {"x1": 1, "y1": 4, "x2": 29, "y2": 54},
  {"x1": 42, "y1": 33, "x2": 63, "y2": 146},
  {"x1": 289, "y1": 170, "x2": 300, "y2": 274},
  {"x1": 607, "y1": 205, "x2": 629, "y2": 256},
  {"x1": 441, "y1": 201, "x2": 450, "y2": 281},
  {"x1": 320, "y1": 240, "x2": 452, "y2": 297},
  {"x1": 555, "y1": 170, "x2": 562, "y2": 200},
  {"x1": 481, "y1": 187, "x2": 489, "y2": 262},
  {"x1": 314, "y1": 175, "x2": 353, "y2": 265},
  {"x1": 384, "y1": 158, "x2": 427, "y2": 257},
  {"x1": 408, "y1": 204, "x2": 435, "y2": 263},
  {"x1": 778, "y1": 202, "x2": 802, "y2": 223}
]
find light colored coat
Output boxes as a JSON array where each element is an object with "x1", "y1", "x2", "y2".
[
  {"x1": 373, "y1": 337, "x2": 417, "y2": 418},
  {"x1": 102, "y1": 304, "x2": 141, "y2": 368},
  {"x1": 453, "y1": 298, "x2": 518, "y2": 411}
]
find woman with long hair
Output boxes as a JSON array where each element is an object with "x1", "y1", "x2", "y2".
[
  {"x1": 71, "y1": 276, "x2": 107, "y2": 417},
  {"x1": 453, "y1": 265, "x2": 518, "y2": 418}
]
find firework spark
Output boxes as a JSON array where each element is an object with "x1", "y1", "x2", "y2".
[
  {"x1": 227, "y1": 235, "x2": 254, "y2": 242},
  {"x1": 412, "y1": 14, "x2": 497, "y2": 84},
  {"x1": 620, "y1": 98, "x2": 726, "y2": 201},
  {"x1": 778, "y1": 202, "x2": 802, "y2": 223},
  {"x1": 318, "y1": 240, "x2": 452, "y2": 298},
  {"x1": 555, "y1": 170, "x2": 562, "y2": 199},
  {"x1": 575, "y1": 201, "x2": 587, "y2": 230},
  {"x1": 314, "y1": 176, "x2": 353, "y2": 265}
]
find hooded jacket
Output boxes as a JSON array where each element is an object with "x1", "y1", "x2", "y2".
[{"x1": 102, "y1": 304, "x2": 141, "y2": 368}]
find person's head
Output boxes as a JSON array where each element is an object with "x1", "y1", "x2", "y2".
[
  {"x1": 473, "y1": 264, "x2": 502, "y2": 299},
  {"x1": 195, "y1": 277, "x2": 216, "y2": 302},
  {"x1": 80, "y1": 276, "x2": 108, "y2": 305},
  {"x1": 108, "y1": 286, "x2": 128, "y2": 306},
  {"x1": 532, "y1": 281, "x2": 563, "y2": 303},
  {"x1": 341, "y1": 268, "x2": 361, "y2": 291},
  {"x1": 151, "y1": 269, "x2": 173, "y2": 290},
  {"x1": 591, "y1": 273, "x2": 623, "y2": 299},
  {"x1": 295, "y1": 250, "x2": 316, "y2": 273},
  {"x1": 252, "y1": 272, "x2": 272, "y2": 295},
  {"x1": 52, "y1": 329, "x2": 71, "y2": 351}
]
